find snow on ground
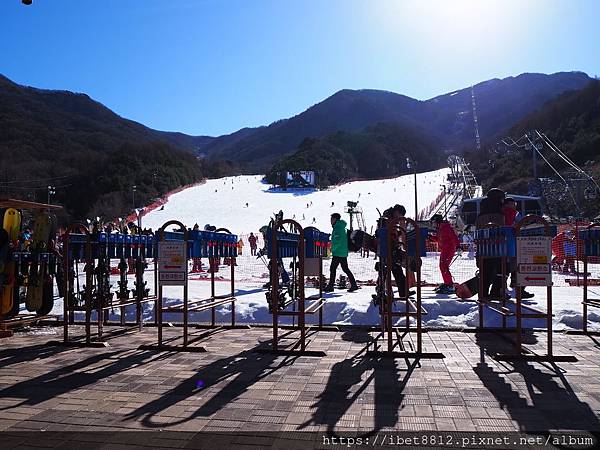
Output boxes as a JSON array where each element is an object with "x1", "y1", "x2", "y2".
[
  {"x1": 142, "y1": 170, "x2": 450, "y2": 234},
  {"x1": 47, "y1": 171, "x2": 600, "y2": 331}
]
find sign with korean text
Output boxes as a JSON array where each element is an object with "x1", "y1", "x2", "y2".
[
  {"x1": 158, "y1": 241, "x2": 187, "y2": 286},
  {"x1": 516, "y1": 236, "x2": 552, "y2": 286}
]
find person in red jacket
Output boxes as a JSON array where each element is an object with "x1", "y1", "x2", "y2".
[
  {"x1": 502, "y1": 197, "x2": 521, "y2": 226},
  {"x1": 429, "y1": 214, "x2": 460, "y2": 294}
]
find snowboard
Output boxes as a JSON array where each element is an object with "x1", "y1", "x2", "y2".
[
  {"x1": 455, "y1": 275, "x2": 479, "y2": 300},
  {"x1": 1, "y1": 208, "x2": 22, "y2": 319},
  {"x1": 37, "y1": 214, "x2": 58, "y2": 315},
  {"x1": 26, "y1": 212, "x2": 54, "y2": 312}
]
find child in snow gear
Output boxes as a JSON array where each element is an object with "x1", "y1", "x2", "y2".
[
  {"x1": 325, "y1": 213, "x2": 358, "y2": 292},
  {"x1": 429, "y1": 214, "x2": 459, "y2": 295}
]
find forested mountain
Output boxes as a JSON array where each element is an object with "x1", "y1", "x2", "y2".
[
  {"x1": 266, "y1": 122, "x2": 445, "y2": 186},
  {"x1": 471, "y1": 79, "x2": 600, "y2": 216},
  {"x1": 207, "y1": 72, "x2": 591, "y2": 170},
  {"x1": 0, "y1": 74, "x2": 209, "y2": 218},
  {"x1": 0, "y1": 71, "x2": 594, "y2": 218}
]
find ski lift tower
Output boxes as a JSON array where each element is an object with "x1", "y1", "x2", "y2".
[{"x1": 345, "y1": 201, "x2": 365, "y2": 231}]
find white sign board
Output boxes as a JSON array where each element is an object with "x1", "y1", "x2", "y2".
[
  {"x1": 158, "y1": 241, "x2": 187, "y2": 286},
  {"x1": 516, "y1": 236, "x2": 552, "y2": 286}
]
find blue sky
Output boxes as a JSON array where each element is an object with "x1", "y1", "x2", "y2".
[{"x1": 1, "y1": 0, "x2": 599, "y2": 136}]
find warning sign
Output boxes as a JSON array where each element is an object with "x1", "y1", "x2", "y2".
[
  {"x1": 516, "y1": 236, "x2": 552, "y2": 286},
  {"x1": 158, "y1": 241, "x2": 187, "y2": 286}
]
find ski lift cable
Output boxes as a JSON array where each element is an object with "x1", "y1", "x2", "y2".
[
  {"x1": 538, "y1": 131, "x2": 580, "y2": 169},
  {"x1": 534, "y1": 146, "x2": 581, "y2": 213},
  {"x1": 538, "y1": 131, "x2": 600, "y2": 192},
  {"x1": 526, "y1": 135, "x2": 581, "y2": 212},
  {"x1": 0, "y1": 174, "x2": 71, "y2": 185},
  {"x1": 537, "y1": 131, "x2": 584, "y2": 174},
  {"x1": 0, "y1": 182, "x2": 73, "y2": 191},
  {"x1": 500, "y1": 135, "x2": 529, "y2": 149},
  {"x1": 538, "y1": 131, "x2": 600, "y2": 194}
]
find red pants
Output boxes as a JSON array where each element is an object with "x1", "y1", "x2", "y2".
[{"x1": 440, "y1": 250, "x2": 455, "y2": 285}]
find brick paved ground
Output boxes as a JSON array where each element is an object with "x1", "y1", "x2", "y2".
[{"x1": 0, "y1": 325, "x2": 599, "y2": 448}]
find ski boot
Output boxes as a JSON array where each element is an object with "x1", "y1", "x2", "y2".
[
  {"x1": 436, "y1": 284, "x2": 455, "y2": 295},
  {"x1": 520, "y1": 287, "x2": 535, "y2": 299}
]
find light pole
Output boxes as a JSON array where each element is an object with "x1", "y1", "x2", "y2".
[
  {"x1": 440, "y1": 184, "x2": 447, "y2": 219},
  {"x1": 136, "y1": 207, "x2": 144, "y2": 233},
  {"x1": 47, "y1": 185, "x2": 56, "y2": 205},
  {"x1": 406, "y1": 157, "x2": 418, "y2": 220},
  {"x1": 132, "y1": 185, "x2": 137, "y2": 211}
]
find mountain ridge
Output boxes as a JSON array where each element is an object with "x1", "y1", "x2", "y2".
[{"x1": 202, "y1": 71, "x2": 591, "y2": 169}]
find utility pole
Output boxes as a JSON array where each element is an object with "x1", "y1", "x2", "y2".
[
  {"x1": 407, "y1": 157, "x2": 418, "y2": 220},
  {"x1": 47, "y1": 185, "x2": 56, "y2": 205}
]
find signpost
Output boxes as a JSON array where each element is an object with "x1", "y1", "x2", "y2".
[
  {"x1": 516, "y1": 236, "x2": 552, "y2": 287},
  {"x1": 158, "y1": 241, "x2": 187, "y2": 286}
]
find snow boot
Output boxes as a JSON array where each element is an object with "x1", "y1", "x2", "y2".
[
  {"x1": 324, "y1": 285, "x2": 334, "y2": 293},
  {"x1": 521, "y1": 288, "x2": 534, "y2": 299},
  {"x1": 348, "y1": 284, "x2": 359, "y2": 292},
  {"x1": 437, "y1": 284, "x2": 455, "y2": 295}
]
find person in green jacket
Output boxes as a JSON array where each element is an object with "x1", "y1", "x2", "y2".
[{"x1": 325, "y1": 213, "x2": 358, "y2": 292}]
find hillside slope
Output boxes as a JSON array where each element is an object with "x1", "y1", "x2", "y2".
[
  {"x1": 0, "y1": 75, "x2": 207, "y2": 218},
  {"x1": 472, "y1": 79, "x2": 600, "y2": 216},
  {"x1": 205, "y1": 72, "x2": 591, "y2": 169},
  {"x1": 266, "y1": 122, "x2": 445, "y2": 186}
]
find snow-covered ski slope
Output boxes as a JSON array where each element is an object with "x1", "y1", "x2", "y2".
[{"x1": 143, "y1": 170, "x2": 450, "y2": 233}]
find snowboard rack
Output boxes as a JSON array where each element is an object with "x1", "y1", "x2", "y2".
[
  {"x1": 369, "y1": 217, "x2": 443, "y2": 359},
  {"x1": 0, "y1": 199, "x2": 62, "y2": 333},
  {"x1": 259, "y1": 219, "x2": 329, "y2": 356},
  {"x1": 142, "y1": 221, "x2": 240, "y2": 353},
  {"x1": 55, "y1": 222, "x2": 158, "y2": 348}
]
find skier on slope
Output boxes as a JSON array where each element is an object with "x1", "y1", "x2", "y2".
[
  {"x1": 428, "y1": 214, "x2": 460, "y2": 295},
  {"x1": 248, "y1": 232, "x2": 258, "y2": 256}
]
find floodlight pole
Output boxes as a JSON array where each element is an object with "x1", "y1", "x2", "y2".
[{"x1": 407, "y1": 157, "x2": 418, "y2": 220}]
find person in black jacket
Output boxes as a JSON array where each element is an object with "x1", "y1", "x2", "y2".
[{"x1": 477, "y1": 188, "x2": 506, "y2": 298}]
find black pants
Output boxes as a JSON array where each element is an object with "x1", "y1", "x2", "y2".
[
  {"x1": 329, "y1": 256, "x2": 357, "y2": 287},
  {"x1": 391, "y1": 263, "x2": 407, "y2": 294},
  {"x1": 482, "y1": 258, "x2": 504, "y2": 296}
]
